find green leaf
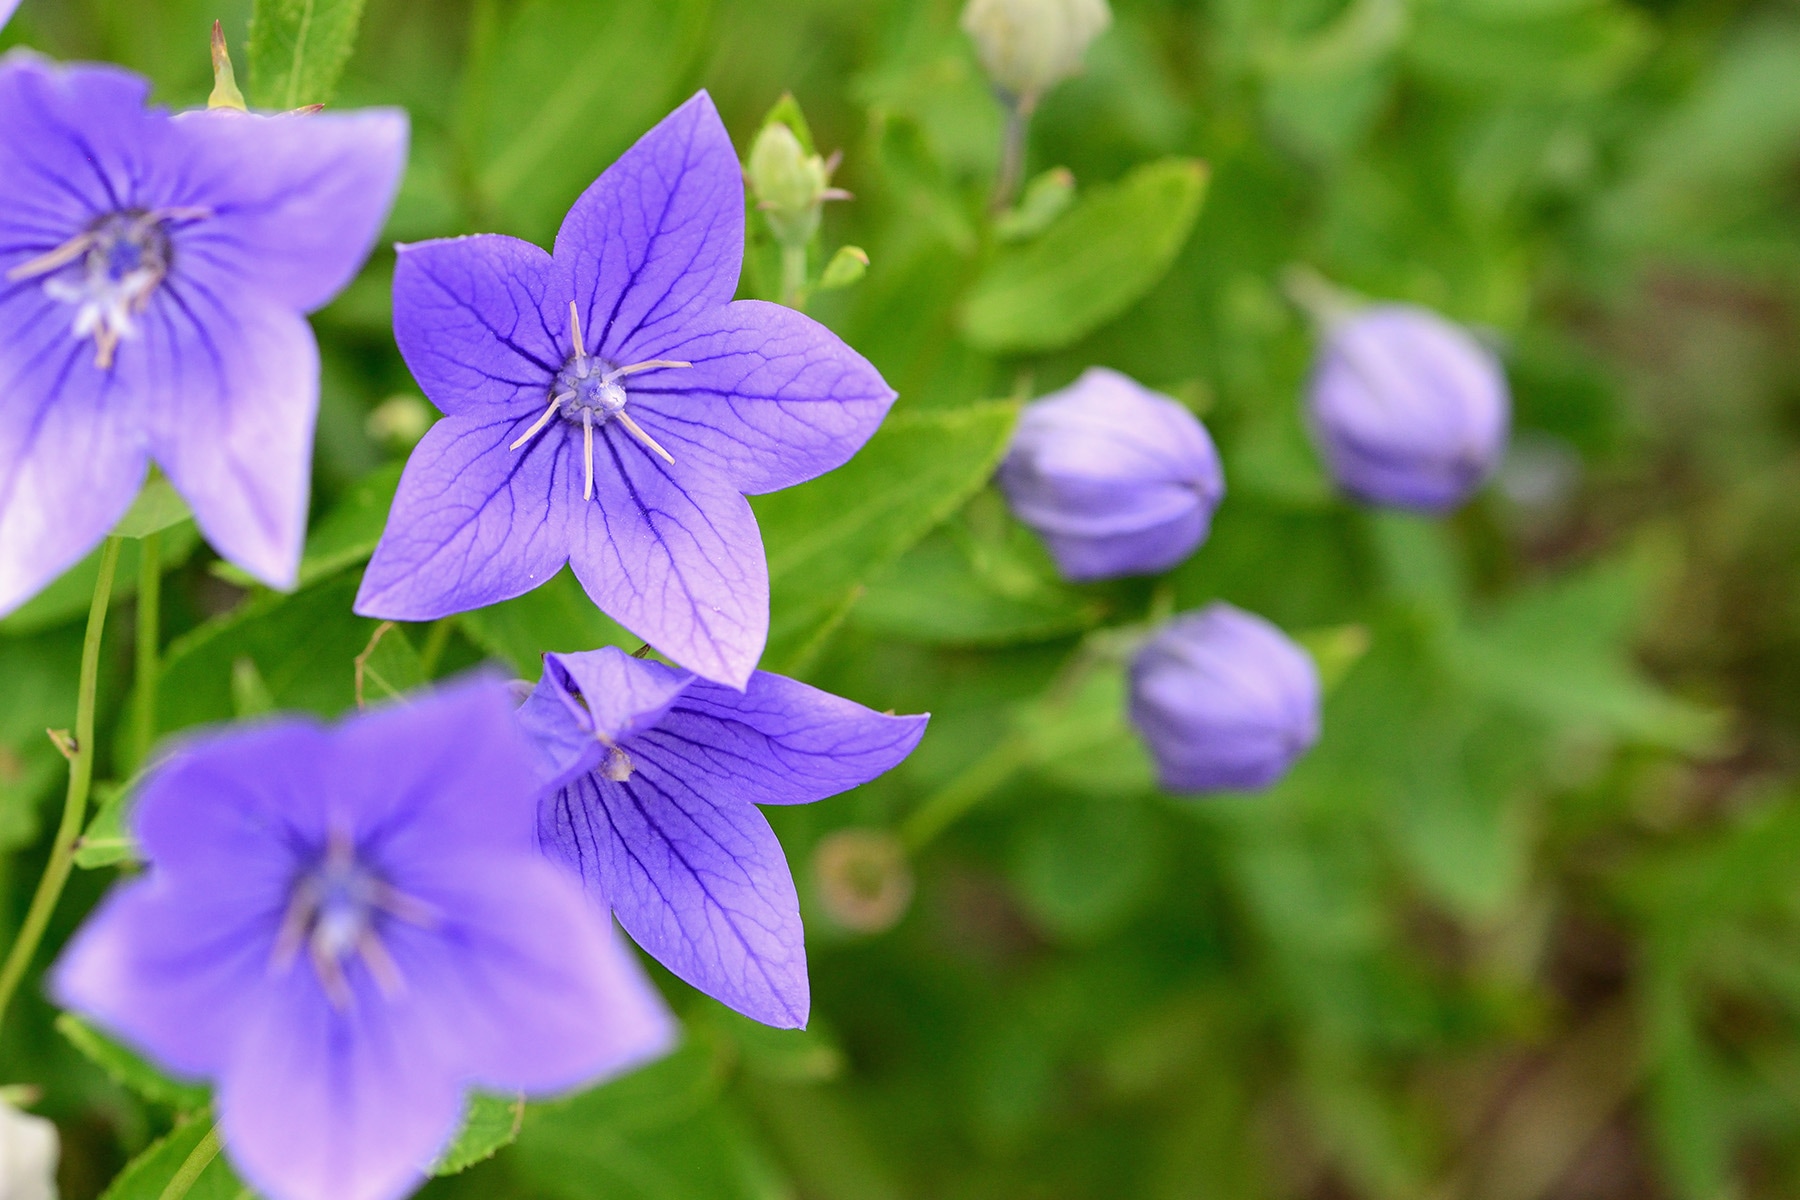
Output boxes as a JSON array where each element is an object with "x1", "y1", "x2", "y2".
[
  {"x1": 2, "y1": 524, "x2": 200, "y2": 636},
  {"x1": 98, "y1": 1113, "x2": 246, "y2": 1200},
  {"x1": 459, "y1": 569, "x2": 637, "y2": 679},
  {"x1": 816, "y1": 245, "x2": 870, "y2": 292},
  {"x1": 753, "y1": 402, "x2": 1019, "y2": 669},
  {"x1": 1010, "y1": 793, "x2": 1161, "y2": 941},
  {"x1": 993, "y1": 167, "x2": 1076, "y2": 243},
  {"x1": 214, "y1": 461, "x2": 401, "y2": 590},
  {"x1": 74, "y1": 780, "x2": 137, "y2": 868},
  {"x1": 245, "y1": 0, "x2": 367, "y2": 109},
  {"x1": 57, "y1": 1014, "x2": 210, "y2": 1112},
  {"x1": 354, "y1": 622, "x2": 423, "y2": 705},
  {"x1": 460, "y1": 0, "x2": 713, "y2": 244},
  {"x1": 959, "y1": 159, "x2": 1208, "y2": 354},
  {"x1": 0, "y1": 629, "x2": 83, "y2": 853},
  {"x1": 434, "y1": 1092, "x2": 525, "y2": 1175},
  {"x1": 248, "y1": 0, "x2": 369, "y2": 109},
  {"x1": 113, "y1": 475, "x2": 193, "y2": 540}
]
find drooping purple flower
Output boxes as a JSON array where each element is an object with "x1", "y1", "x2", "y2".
[
  {"x1": 0, "y1": 54, "x2": 407, "y2": 616},
  {"x1": 54, "y1": 677, "x2": 675, "y2": 1200},
  {"x1": 997, "y1": 367, "x2": 1224, "y2": 582},
  {"x1": 517, "y1": 646, "x2": 928, "y2": 1028},
  {"x1": 1306, "y1": 305, "x2": 1510, "y2": 512},
  {"x1": 1128, "y1": 603, "x2": 1320, "y2": 793},
  {"x1": 355, "y1": 93, "x2": 897, "y2": 689}
]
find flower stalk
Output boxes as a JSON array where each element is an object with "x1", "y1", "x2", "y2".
[
  {"x1": 132, "y1": 530, "x2": 161, "y2": 770},
  {"x1": 0, "y1": 537, "x2": 122, "y2": 1031}
]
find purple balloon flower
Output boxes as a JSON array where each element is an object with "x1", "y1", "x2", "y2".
[
  {"x1": 54, "y1": 677, "x2": 675, "y2": 1200},
  {"x1": 1306, "y1": 305, "x2": 1510, "y2": 512},
  {"x1": 997, "y1": 367, "x2": 1224, "y2": 582},
  {"x1": 518, "y1": 646, "x2": 928, "y2": 1028},
  {"x1": 0, "y1": 55, "x2": 407, "y2": 616},
  {"x1": 355, "y1": 93, "x2": 897, "y2": 688},
  {"x1": 1128, "y1": 603, "x2": 1321, "y2": 793}
]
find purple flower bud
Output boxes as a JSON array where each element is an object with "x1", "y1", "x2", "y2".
[
  {"x1": 998, "y1": 368, "x2": 1224, "y2": 582},
  {"x1": 1306, "y1": 305, "x2": 1510, "y2": 512},
  {"x1": 1128, "y1": 603, "x2": 1321, "y2": 793}
]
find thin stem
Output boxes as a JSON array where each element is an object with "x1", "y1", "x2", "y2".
[
  {"x1": 779, "y1": 242, "x2": 808, "y2": 311},
  {"x1": 132, "y1": 531, "x2": 161, "y2": 770},
  {"x1": 0, "y1": 538, "x2": 123, "y2": 1031},
  {"x1": 990, "y1": 100, "x2": 1031, "y2": 214},
  {"x1": 900, "y1": 733, "x2": 1034, "y2": 853},
  {"x1": 159, "y1": 1122, "x2": 222, "y2": 1200}
]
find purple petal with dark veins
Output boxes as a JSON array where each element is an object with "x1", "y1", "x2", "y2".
[
  {"x1": 625, "y1": 299, "x2": 898, "y2": 496},
  {"x1": 0, "y1": 312, "x2": 147, "y2": 615},
  {"x1": 551, "y1": 91, "x2": 742, "y2": 364},
  {"x1": 541, "y1": 765, "x2": 809, "y2": 1029},
  {"x1": 517, "y1": 648, "x2": 696, "y2": 788},
  {"x1": 355, "y1": 413, "x2": 573, "y2": 620},
  {"x1": 133, "y1": 289, "x2": 318, "y2": 590},
  {"x1": 568, "y1": 425, "x2": 769, "y2": 690},
  {"x1": 391, "y1": 235, "x2": 560, "y2": 418},
  {"x1": 171, "y1": 107, "x2": 408, "y2": 314},
  {"x1": 643, "y1": 671, "x2": 929, "y2": 807}
]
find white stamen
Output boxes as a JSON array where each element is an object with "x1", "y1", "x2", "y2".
[
  {"x1": 616, "y1": 412, "x2": 675, "y2": 465},
  {"x1": 568, "y1": 301, "x2": 587, "y2": 365},
  {"x1": 509, "y1": 393, "x2": 568, "y2": 451},
  {"x1": 583, "y1": 409, "x2": 595, "y2": 501},
  {"x1": 602, "y1": 359, "x2": 692, "y2": 383},
  {"x1": 5, "y1": 233, "x2": 96, "y2": 282}
]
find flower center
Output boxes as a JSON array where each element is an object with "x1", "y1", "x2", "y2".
[
  {"x1": 271, "y1": 832, "x2": 435, "y2": 1009},
  {"x1": 5, "y1": 207, "x2": 209, "y2": 370},
  {"x1": 507, "y1": 301, "x2": 691, "y2": 501}
]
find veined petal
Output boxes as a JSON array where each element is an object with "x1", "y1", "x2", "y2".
[
  {"x1": 517, "y1": 648, "x2": 696, "y2": 788},
  {"x1": 625, "y1": 300, "x2": 898, "y2": 495},
  {"x1": 542, "y1": 767, "x2": 808, "y2": 1029},
  {"x1": 0, "y1": 284, "x2": 147, "y2": 616},
  {"x1": 552, "y1": 92, "x2": 743, "y2": 363},
  {"x1": 355, "y1": 413, "x2": 573, "y2": 620},
  {"x1": 642, "y1": 672, "x2": 929, "y2": 807},
  {"x1": 133, "y1": 284, "x2": 318, "y2": 590},
  {"x1": 171, "y1": 106, "x2": 409, "y2": 314},
  {"x1": 392, "y1": 235, "x2": 560, "y2": 418},
  {"x1": 570, "y1": 426, "x2": 769, "y2": 690}
]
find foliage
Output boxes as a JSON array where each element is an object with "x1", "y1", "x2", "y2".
[{"x1": 4, "y1": 0, "x2": 1800, "y2": 1197}]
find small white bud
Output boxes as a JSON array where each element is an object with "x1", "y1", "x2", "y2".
[
  {"x1": 746, "y1": 124, "x2": 832, "y2": 247},
  {"x1": 960, "y1": 0, "x2": 1112, "y2": 111},
  {"x1": 0, "y1": 1098, "x2": 59, "y2": 1200}
]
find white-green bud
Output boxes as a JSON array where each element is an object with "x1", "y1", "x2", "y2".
[
  {"x1": 961, "y1": 0, "x2": 1112, "y2": 111},
  {"x1": 747, "y1": 123, "x2": 834, "y2": 247},
  {"x1": 0, "y1": 1098, "x2": 57, "y2": 1200}
]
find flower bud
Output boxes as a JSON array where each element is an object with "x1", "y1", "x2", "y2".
[
  {"x1": 1306, "y1": 305, "x2": 1510, "y2": 513},
  {"x1": 1128, "y1": 603, "x2": 1321, "y2": 794},
  {"x1": 961, "y1": 0, "x2": 1112, "y2": 110},
  {"x1": 0, "y1": 1097, "x2": 58, "y2": 1200},
  {"x1": 998, "y1": 367, "x2": 1224, "y2": 582},
  {"x1": 746, "y1": 122, "x2": 834, "y2": 247}
]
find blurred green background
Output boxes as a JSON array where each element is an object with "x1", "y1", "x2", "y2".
[{"x1": 5, "y1": 0, "x2": 1800, "y2": 1197}]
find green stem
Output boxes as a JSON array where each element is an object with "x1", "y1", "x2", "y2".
[
  {"x1": 159, "y1": 1122, "x2": 222, "y2": 1200},
  {"x1": 0, "y1": 537, "x2": 122, "y2": 1031},
  {"x1": 133, "y1": 530, "x2": 161, "y2": 769},
  {"x1": 900, "y1": 733, "x2": 1033, "y2": 853},
  {"x1": 779, "y1": 242, "x2": 809, "y2": 310},
  {"x1": 418, "y1": 617, "x2": 455, "y2": 678},
  {"x1": 990, "y1": 101, "x2": 1031, "y2": 213}
]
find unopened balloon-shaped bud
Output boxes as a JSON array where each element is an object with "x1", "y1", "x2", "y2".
[
  {"x1": 1307, "y1": 305, "x2": 1511, "y2": 513},
  {"x1": 998, "y1": 367, "x2": 1224, "y2": 582},
  {"x1": 746, "y1": 121, "x2": 848, "y2": 248},
  {"x1": 961, "y1": 0, "x2": 1112, "y2": 112},
  {"x1": 0, "y1": 1096, "x2": 58, "y2": 1200},
  {"x1": 1129, "y1": 603, "x2": 1321, "y2": 794}
]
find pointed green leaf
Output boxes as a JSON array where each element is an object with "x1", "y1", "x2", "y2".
[{"x1": 248, "y1": 0, "x2": 369, "y2": 109}]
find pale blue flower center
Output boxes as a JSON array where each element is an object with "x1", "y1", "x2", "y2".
[
  {"x1": 273, "y1": 836, "x2": 434, "y2": 1009},
  {"x1": 555, "y1": 357, "x2": 630, "y2": 426}
]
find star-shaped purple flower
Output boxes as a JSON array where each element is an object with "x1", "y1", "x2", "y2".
[
  {"x1": 0, "y1": 54, "x2": 407, "y2": 615},
  {"x1": 518, "y1": 646, "x2": 928, "y2": 1028},
  {"x1": 354, "y1": 93, "x2": 897, "y2": 688},
  {"x1": 54, "y1": 676, "x2": 676, "y2": 1200}
]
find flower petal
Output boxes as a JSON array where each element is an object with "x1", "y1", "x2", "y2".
[
  {"x1": 541, "y1": 765, "x2": 808, "y2": 1028},
  {"x1": 391, "y1": 235, "x2": 560, "y2": 418},
  {"x1": 570, "y1": 426, "x2": 769, "y2": 689},
  {"x1": 133, "y1": 286, "x2": 318, "y2": 589},
  {"x1": 625, "y1": 299, "x2": 898, "y2": 495},
  {"x1": 552, "y1": 91, "x2": 743, "y2": 363},
  {"x1": 641, "y1": 672, "x2": 929, "y2": 807},
  {"x1": 171, "y1": 107, "x2": 409, "y2": 314},
  {"x1": 518, "y1": 648, "x2": 696, "y2": 787},
  {"x1": 354, "y1": 413, "x2": 573, "y2": 620},
  {"x1": 0, "y1": 314, "x2": 147, "y2": 616}
]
